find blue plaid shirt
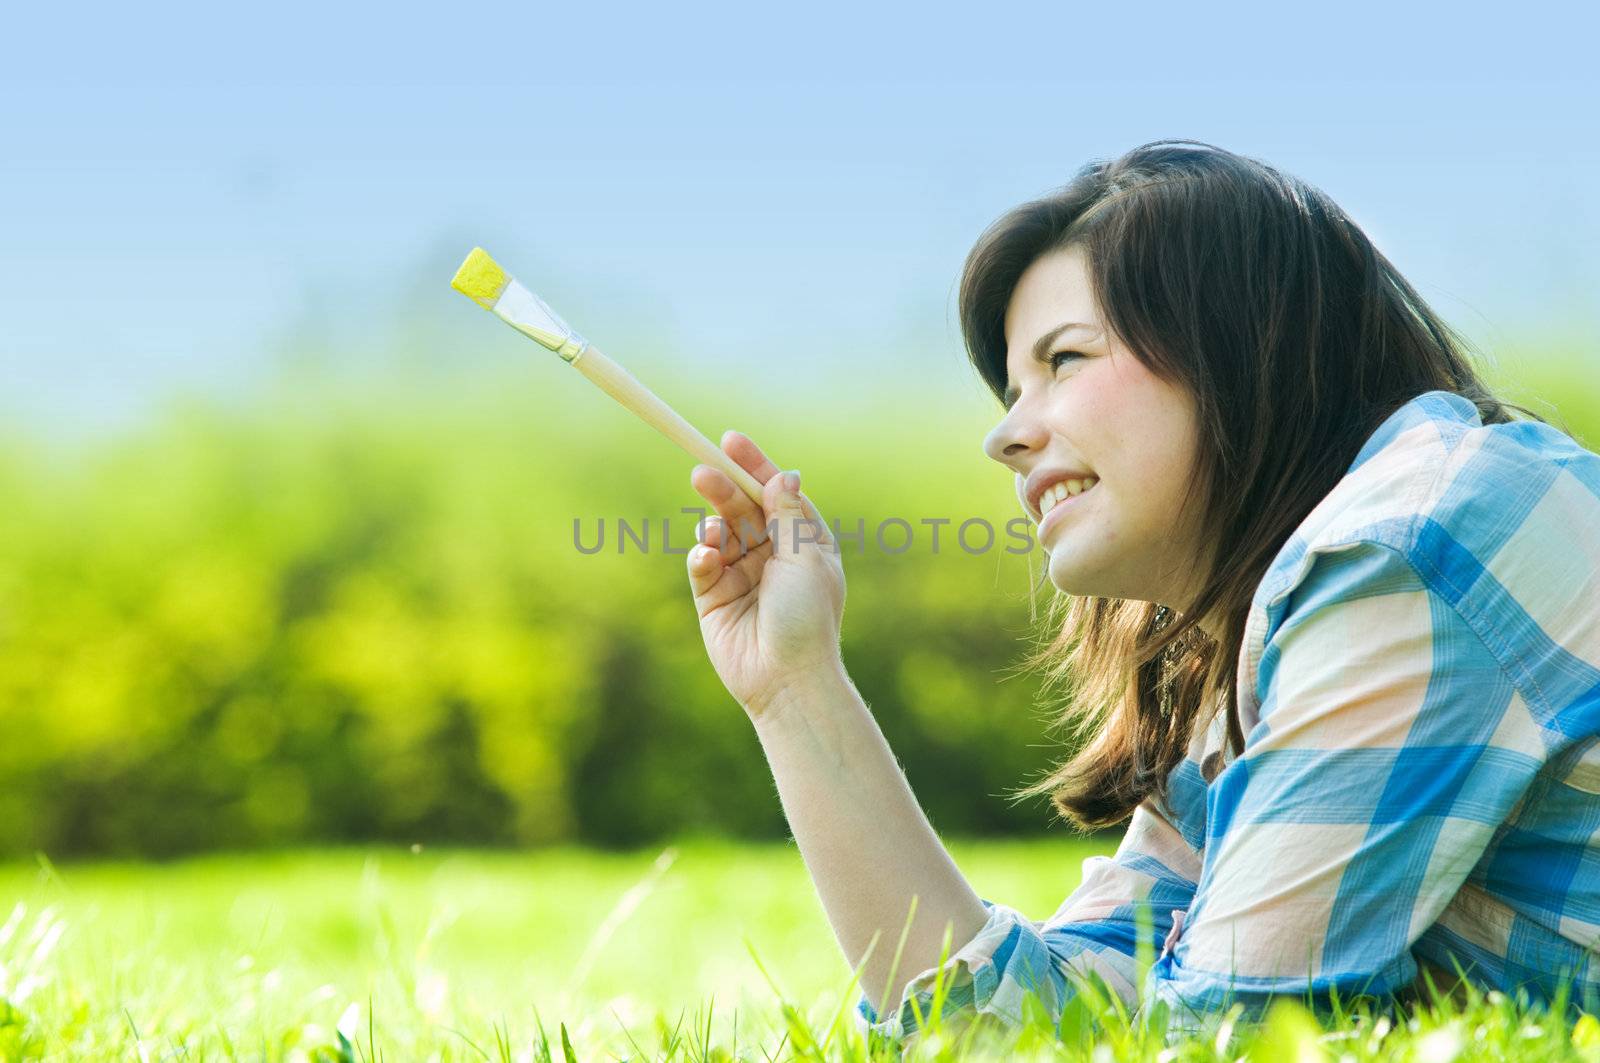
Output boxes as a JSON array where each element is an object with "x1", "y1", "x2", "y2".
[{"x1": 858, "y1": 389, "x2": 1600, "y2": 1039}]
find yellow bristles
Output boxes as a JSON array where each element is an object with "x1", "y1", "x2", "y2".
[{"x1": 451, "y1": 247, "x2": 510, "y2": 309}]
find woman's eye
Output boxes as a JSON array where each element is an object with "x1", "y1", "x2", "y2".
[{"x1": 1049, "y1": 350, "x2": 1084, "y2": 370}]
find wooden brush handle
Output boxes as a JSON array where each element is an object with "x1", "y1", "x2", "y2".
[{"x1": 571, "y1": 343, "x2": 767, "y2": 504}]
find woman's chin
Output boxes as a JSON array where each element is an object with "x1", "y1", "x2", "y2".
[
  {"x1": 1045, "y1": 549, "x2": 1122, "y2": 599},
  {"x1": 1044, "y1": 553, "x2": 1091, "y2": 596}
]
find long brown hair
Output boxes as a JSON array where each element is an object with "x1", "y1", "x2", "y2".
[{"x1": 962, "y1": 140, "x2": 1545, "y2": 830}]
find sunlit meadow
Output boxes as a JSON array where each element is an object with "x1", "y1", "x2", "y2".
[{"x1": 0, "y1": 347, "x2": 1596, "y2": 1059}]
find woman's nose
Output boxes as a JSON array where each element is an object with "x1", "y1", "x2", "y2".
[{"x1": 983, "y1": 404, "x2": 1050, "y2": 467}]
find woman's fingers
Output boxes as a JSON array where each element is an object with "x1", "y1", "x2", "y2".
[
  {"x1": 686, "y1": 538, "x2": 754, "y2": 614},
  {"x1": 695, "y1": 507, "x2": 773, "y2": 577},
  {"x1": 686, "y1": 542, "x2": 726, "y2": 601},
  {"x1": 696, "y1": 514, "x2": 747, "y2": 566},
  {"x1": 691, "y1": 463, "x2": 771, "y2": 552},
  {"x1": 721, "y1": 430, "x2": 783, "y2": 485},
  {"x1": 717, "y1": 430, "x2": 794, "y2": 548},
  {"x1": 693, "y1": 432, "x2": 832, "y2": 559},
  {"x1": 790, "y1": 484, "x2": 837, "y2": 552},
  {"x1": 703, "y1": 515, "x2": 775, "y2": 592}
]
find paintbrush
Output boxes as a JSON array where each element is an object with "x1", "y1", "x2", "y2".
[{"x1": 450, "y1": 247, "x2": 766, "y2": 504}]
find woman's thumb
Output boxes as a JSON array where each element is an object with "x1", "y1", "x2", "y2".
[{"x1": 767, "y1": 469, "x2": 819, "y2": 559}]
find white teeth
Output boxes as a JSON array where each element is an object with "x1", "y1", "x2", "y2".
[
  {"x1": 1039, "y1": 476, "x2": 1098, "y2": 518},
  {"x1": 1067, "y1": 476, "x2": 1099, "y2": 497}
]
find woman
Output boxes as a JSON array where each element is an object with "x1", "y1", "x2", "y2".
[{"x1": 683, "y1": 140, "x2": 1600, "y2": 1040}]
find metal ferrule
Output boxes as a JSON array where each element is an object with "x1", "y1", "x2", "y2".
[{"x1": 495, "y1": 280, "x2": 591, "y2": 362}]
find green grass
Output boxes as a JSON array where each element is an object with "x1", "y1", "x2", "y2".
[{"x1": 0, "y1": 839, "x2": 1596, "y2": 1060}]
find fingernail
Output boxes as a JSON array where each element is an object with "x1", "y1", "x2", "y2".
[{"x1": 782, "y1": 470, "x2": 800, "y2": 493}]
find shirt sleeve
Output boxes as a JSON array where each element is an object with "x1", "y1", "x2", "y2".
[
  {"x1": 1144, "y1": 537, "x2": 1545, "y2": 1035},
  {"x1": 855, "y1": 800, "x2": 1200, "y2": 1041}
]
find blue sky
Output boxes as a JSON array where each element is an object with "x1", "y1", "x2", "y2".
[{"x1": 4, "y1": 2, "x2": 1597, "y2": 439}]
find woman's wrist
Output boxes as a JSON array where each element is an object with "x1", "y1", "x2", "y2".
[{"x1": 745, "y1": 658, "x2": 854, "y2": 726}]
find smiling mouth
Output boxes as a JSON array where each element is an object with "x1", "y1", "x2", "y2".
[{"x1": 1036, "y1": 476, "x2": 1099, "y2": 522}]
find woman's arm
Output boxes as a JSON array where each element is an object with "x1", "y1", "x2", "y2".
[
  {"x1": 683, "y1": 431, "x2": 987, "y2": 1017},
  {"x1": 857, "y1": 796, "x2": 1202, "y2": 1038},
  {"x1": 685, "y1": 432, "x2": 1199, "y2": 1035},
  {"x1": 752, "y1": 666, "x2": 990, "y2": 1018}
]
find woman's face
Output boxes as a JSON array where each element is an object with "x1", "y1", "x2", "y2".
[{"x1": 982, "y1": 244, "x2": 1211, "y2": 610}]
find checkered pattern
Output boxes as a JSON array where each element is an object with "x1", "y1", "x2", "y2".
[{"x1": 857, "y1": 390, "x2": 1600, "y2": 1040}]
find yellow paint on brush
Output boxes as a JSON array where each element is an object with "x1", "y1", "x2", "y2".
[{"x1": 451, "y1": 247, "x2": 510, "y2": 309}]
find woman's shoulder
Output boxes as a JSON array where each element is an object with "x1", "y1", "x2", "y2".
[
  {"x1": 1255, "y1": 389, "x2": 1600, "y2": 611},
  {"x1": 1240, "y1": 389, "x2": 1600, "y2": 720}
]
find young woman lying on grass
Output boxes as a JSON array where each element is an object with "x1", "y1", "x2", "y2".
[{"x1": 682, "y1": 139, "x2": 1600, "y2": 1042}]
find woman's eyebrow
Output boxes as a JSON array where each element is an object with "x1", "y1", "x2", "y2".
[
  {"x1": 1001, "y1": 321, "x2": 1101, "y2": 407},
  {"x1": 1031, "y1": 321, "x2": 1100, "y2": 360}
]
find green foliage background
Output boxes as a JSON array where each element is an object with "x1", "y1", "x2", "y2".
[{"x1": 1, "y1": 343, "x2": 1593, "y2": 858}]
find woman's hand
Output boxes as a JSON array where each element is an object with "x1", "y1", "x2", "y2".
[{"x1": 686, "y1": 430, "x2": 846, "y2": 720}]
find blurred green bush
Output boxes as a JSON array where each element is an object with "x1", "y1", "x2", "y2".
[
  {"x1": 0, "y1": 356, "x2": 1065, "y2": 857},
  {"x1": 0, "y1": 346, "x2": 1591, "y2": 858}
]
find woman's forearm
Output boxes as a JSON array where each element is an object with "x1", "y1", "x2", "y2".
[{"x1": 750, "y1": 664, "x2": 990, "y2": 1018}]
